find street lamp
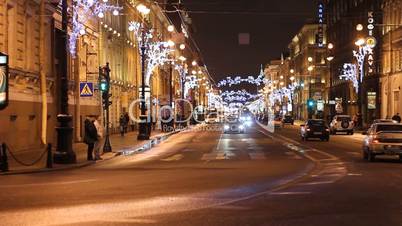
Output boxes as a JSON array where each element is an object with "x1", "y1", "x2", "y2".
[
  {"x1": 137, "y1": 4, "x2": 151, "y2": 140},
  {"x1": 355, "y1": 38, "x2": 365, "y2": 46},
  {"x1": 53, "y1": 0, "x2": 76, "y2": 164},
  {"x1": 167, "y1": 25, "x2": 174, "y2": 32}
]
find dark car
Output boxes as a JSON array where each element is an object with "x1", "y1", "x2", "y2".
[
  {"x1": 282, "y1": 115, "x2": 294, "y2": 125},
  {"x1": 300, "y1": 119, "x2": 330, "y2": 141}
]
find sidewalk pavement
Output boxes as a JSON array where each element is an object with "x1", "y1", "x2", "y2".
[{"x1": 1, "y1": 129, "x2": 171, "y2": 175}]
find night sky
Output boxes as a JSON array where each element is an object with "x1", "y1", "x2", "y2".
[{"x1": 182, "y1": 0, "x2": 318, "y2": 83}]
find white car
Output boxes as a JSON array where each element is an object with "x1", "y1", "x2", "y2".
[
  {"x1": 330, "y1": 115, "x2": 354, "y2": 135},
  {"x1": 362, "y1": 123, "x2": 402, "y2": 162}
]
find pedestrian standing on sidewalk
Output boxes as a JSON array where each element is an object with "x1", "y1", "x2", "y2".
[
  {"x1": 124, "y1": 112, "x2": 130, "y2": 133},
  {"x1": 119, "y1": 114, "x2": 125, "y2": 136},
  {"x1": 84, "y1": 116, "x2": 97, "y2": 161},
  {"x1": 93, "y1": 116, "x2": 104, "y2": 160}
]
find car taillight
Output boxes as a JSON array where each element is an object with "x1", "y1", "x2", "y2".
[
  {"x1": 306, "y1": 128, "x2": 311, "y2": 131},
  {"x1": 373, "y1": 139, "x2": 379, "y2": 144}
]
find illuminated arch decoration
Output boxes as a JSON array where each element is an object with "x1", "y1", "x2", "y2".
[
  {"x1": 70, "y1": 0, "x2": 122, "y2": 56},
  {"x1": 221, "y1": 90, "x2": 261, "y2": 102},
  {"x1": 217, "y1": 66, "x2": 269, "y2": 87}
]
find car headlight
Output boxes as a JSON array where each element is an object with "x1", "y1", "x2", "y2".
[
  {"x1": 245, "y1": 121, "x2": 252, "y2": 126},
  {"x1": 239, "y1": 125, "x2": 245, "y2": 130},
  {"x1": 224, "y1": 125, "x2": 230, "y2": 130}
]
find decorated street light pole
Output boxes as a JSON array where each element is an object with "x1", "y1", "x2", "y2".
[
  {"x1": 54, "y1": 0, "x2": 76, "y2": 164},
  {"x1": 138, "y1": 25, "x2": 150, "y2": 140}
]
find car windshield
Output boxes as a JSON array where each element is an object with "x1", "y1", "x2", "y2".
[
  {"x1": 337, "y1": 116, "x2": 351, "y2": 121},
  {"x1": 308, "y1": 120, "x2": 326, "y2": 127},
  {"x1": 226, "y1": 117, "x2": 239, "y2": 123},
  {"x1": 376, "y1": 125, "x2": 402, "y2": 132}
]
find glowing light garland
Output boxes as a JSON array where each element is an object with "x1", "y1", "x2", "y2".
[
  {"x1": 268, "y1": 83, "x2": 299, "y2": 107},
  {"x1": 339, "y1": 45, "x2": 372, "y2": 94},
  {"x1": 221, "y1": 90, "x2": 261, "y2": 102},
  {"x1": 128, "y1": 21, "x2": 173, "y2": 86},
  {"x1": 353, "y1": 45, "x2": 373, "y2": 84},
  {"x1": 340, "y1": 63, "x2": 358, "y2": 93},
  {"x1": 217, "y1": 66, "x2": 268, "y2": 87},
  {"x1": 70, "y1": 0, "x2": 121, "y2": 57}
]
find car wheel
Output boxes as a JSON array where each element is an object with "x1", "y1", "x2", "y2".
[
  {"x1": 362, "y1": 148, "x2": 368, "y2": 160},
  {"x1": 367, "y1": 149, "x2": 376, "y2": 162},
  {"x1": 350, "y1": 131, "x2": 354, "y2": 135}
]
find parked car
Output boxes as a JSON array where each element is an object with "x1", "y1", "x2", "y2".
[
  {"x1": 224, "y1": 117, "x2": 245, "y2": 134},
  {"x1": 330, "y1": 115, "x2": 354, "y2": 135},
  {"x1": 282, "y1": 115, "x2": 294, "y2": 125},
  {"x1": 300, "y1": 119, "x2": 330, "y2": 141},
  {"x1": 362, "y1": 123, "x2": 402, "y2": 162}
]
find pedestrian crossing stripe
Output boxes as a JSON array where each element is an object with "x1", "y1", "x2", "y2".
[{"x1": 80, "y1": 82, "x2": 94, "y2": 97}]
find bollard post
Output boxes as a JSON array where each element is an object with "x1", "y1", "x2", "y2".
[
  {"x1": 46, "y1": 143, "x2": 53, "y2": 169},
  {"x1": 1, "y1": 143, "x2": 9, "y2": 172}
]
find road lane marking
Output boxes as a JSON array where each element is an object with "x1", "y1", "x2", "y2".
[
  {"x1": 161, "y1": 154, "x2": 184, "y2": 161},
  {"x1": 0, "y1": 179, "x2": 98, "y2": 188},
  {"x1": 269, "y1": 191, "x2": 311, "y2": 195},
  {"x1": 299, "y1": 181, "x2": 335, "y2": 186},
  {"x1": 347, "y1": 173, "x2": 362, "y2": 176}
]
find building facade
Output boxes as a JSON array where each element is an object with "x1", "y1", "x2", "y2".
[
  {"x1": 326, "y1": 0, "x2": 383, "y2": 125},
  {"x1": 0, "y1": 0, "x2": 211, "y2": 152},
  {"x1": 380, "y1": 0, "x2": 402, "y2": 118},
  {"x1": 288, "y1": 23, "x2": 329, "y2": 120}
]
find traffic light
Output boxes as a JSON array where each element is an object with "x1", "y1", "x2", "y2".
[
  {"x1": 102, "y1": 92, "x2": 112, "y2": 109},
  {"x1": 99, "y1": 69, "x2": 109, "y2": 93},
  {"x1": 307, "y1": 99, "x2": 315, "y2": 108}
]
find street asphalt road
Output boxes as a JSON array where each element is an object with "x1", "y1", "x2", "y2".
[{"x1": 1, "y1": 122, "x2": 402, "y2": 226}]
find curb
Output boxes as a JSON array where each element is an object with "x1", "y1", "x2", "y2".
[{"x1": 0, "y1": 129, "x2": 183, "y2": 176}]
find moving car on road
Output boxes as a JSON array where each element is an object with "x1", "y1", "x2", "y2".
[
  {"x1": 282, "y1": 115, "x2": 294, "y2": 125},
  {"x1": 330, "y1": 115, "x2": 354, "y2": 135},
  {"x1": 224, "y1": 117, "x2": 245, "y2": 134},
  {"x1": 300, "y1": 119, "x2": 330, "y2": 141},
  {"x1": 362, "y1": 123, "x2": 402, "y2": 162}
]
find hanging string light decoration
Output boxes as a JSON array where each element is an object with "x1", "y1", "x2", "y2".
[
  {"x1": 340, "y1": 63, "x2": 358, "y2": 93},
  {"x1": 221, "y1": 90, "x2": 261, "y2": 102},
  {"x1": 353, "y1": 45, "x2": 373, "y2": 85},
  {"x1": 128, "y1": 21, "x2": 173, "y2": 86},
  {"x1": 70, "y1": 0, "x2": 122, "y2": 56},
  {"x1": 217, "y1": 65, "x2": 268, "y2": 87}
]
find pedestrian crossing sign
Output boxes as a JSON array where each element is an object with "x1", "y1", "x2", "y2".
[{"x1": 80, "y1": 82, "x2": 94, "y2": 97}]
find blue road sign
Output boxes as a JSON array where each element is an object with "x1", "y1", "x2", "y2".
[{"x1": 80, "y1": 82, "x2": 94, "y2": 97}]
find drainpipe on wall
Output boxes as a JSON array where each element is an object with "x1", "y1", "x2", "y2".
[{"x1": 39, "y1": 0, "x2": 47, "y2": 145}]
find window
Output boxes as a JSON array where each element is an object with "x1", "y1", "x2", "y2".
[
  {"x1": 25, "y1": 12, "x2": 36, "y2": 71},
  {"x1": 7, "y1": 4, "x2": 16, "y2": 67}
]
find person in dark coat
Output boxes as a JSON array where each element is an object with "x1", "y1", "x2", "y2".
[
  {"x1": 84, "y1": 116, "x2": 98, "y2": 161},
  {"x1": 119, "y1": 114, "x2": 126, "y2": 136},
  {"x1": 392, "y1": 113, "x2": 401, "y2": 123},
  {"x1": 124, "y1": 112, "x2": 130, "y2": 133}
]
